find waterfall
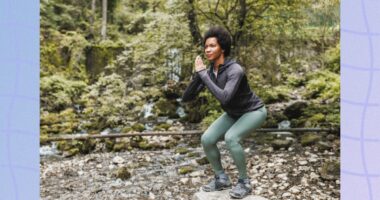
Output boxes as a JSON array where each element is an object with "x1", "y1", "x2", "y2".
[
  {"x1": 40, "y1": 142, "x2": 59, "y2": 156},
  {"x1": 167, "y1": 48, "x2": 181, "y2": 82},
  {"x1": 143, "y1": 101, "x2": 155, "y2": 118}
]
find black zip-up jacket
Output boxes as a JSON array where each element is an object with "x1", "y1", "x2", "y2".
[{"x1": 182, "y1": 58, "x2": 264, "y2": 118}]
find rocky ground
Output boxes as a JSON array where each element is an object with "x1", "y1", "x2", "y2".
[{"x1": 40, "y1": 132, "x2": 340, "y2": 200}]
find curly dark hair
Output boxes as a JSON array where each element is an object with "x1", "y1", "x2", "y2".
[{"x1": 203, "y1": 26, "x2": 232, "y2": 57}]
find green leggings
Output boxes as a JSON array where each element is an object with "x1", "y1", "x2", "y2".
[{"x1": 201, "y1": 106, "x2": 267, "y2": 179}]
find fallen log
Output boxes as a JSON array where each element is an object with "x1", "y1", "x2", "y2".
[{"x1": 44, "y1": 128, "x2": 338, "y2": 142}]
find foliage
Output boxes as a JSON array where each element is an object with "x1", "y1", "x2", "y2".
[
  {"x1": 81, "y1": 73, "x2": 143, "y2": 130},
  {"x1": 40, "y1": 75, "x2": 87, "y2": 112},
  {"x1": 304, "y1": 70, "x2": 340, "y2": 103},
  {"x1": 40, "y1": 0, "x2": 341, "y2": 135}
]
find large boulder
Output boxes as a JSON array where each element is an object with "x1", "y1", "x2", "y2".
[{"x1": 283, "y1": 101, "x2": 308, "y2": 119}]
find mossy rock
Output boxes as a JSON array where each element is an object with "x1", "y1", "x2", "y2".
[
  {"x1": 113, "y1": 167, "x2": 131, "y2": 180},
  {"x1": 164, "y1": 140, "x2": 178, "y2": 149},
  {"x1": 129, "y1": 136, "x2": 143, "y2": 148},
  {"x1": 40, "y1": 133, "x2": 49, "y2": 145},
  {"x1": 154, "y1": 123, "x2": 171, "y2": 131},
  {"x1": 79, "y1": 139, "x2": 97, "y2": 154},
  {"x1": 63, "y1": 148, "x2": 80, "y2": 157},
  {"x1": 300, "y1": 133, "x2": 321, "y2": 146},
  {"x1": 138, "y1": 140, "x2": 153, "y2": 150},
  {"x1": 283, "y1": 101, "x2": 308, "y2": 119},
  {"x1": 121, "y1": 127, "x2": 133, "y2": 133},
  {"x1": 131, "y1": 123, "x2": 145, "y2": 132},
  {"x1": 188, "y1": 137, "x2": 200, "y2": 148},
  {"x1": 113, "y1": 141, "x2": 127, "y2": 152},
  {"x1": 154, "y1": 98, "x2": 178, "y2": 118},
  {"x1": 105, "y1": 139, "x2": 116, "y2": 152},
  {"x1": 316, "y1": 141, "x2": 333, "y2": 151},
  {"x1": 187, "y1": 152, "x2": 201, "y2": 158},
  {"x1": 196, "y1": 157, "x2": 209, "y2": 165},
  {"x1": 320, "y1": 161, "x2": 340, "y2": 180},
  {"x1": 178, "y1": 166, "x2": 194, "y2": 175},
  {"x1": 271, "y1": 139, "x2": 292, "y2": 150},
  {"x1": 57, "y1": 141, "x2": 70, "y2": 151},
  {"x1": 175, "y1": 147, "x2": 190, "y2": 154}
]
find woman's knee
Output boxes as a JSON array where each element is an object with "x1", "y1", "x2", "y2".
[
  {"x1": 224, "y1": 134, "x2": 239, "y2": 147},
  {"x1": 201, "y1": 133, "x2": 216, "y2": 147}
]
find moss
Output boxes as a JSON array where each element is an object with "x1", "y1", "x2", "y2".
[
  {"x1": 138, "y1": 140, "x2": 152, "y2": 150},
  {"x1": 175, "y1": 147, "x2": 190, "y2": 154},
  {"x1": 64, "y1": 148, "x2": 80, "y2": 157},
  {"x1": 79, "y1": 139, "x2": 97, "y2": 154},
  {"x1": 153, "y1": 123, "x2": 171, "y2": 131},
  {"x1": 154, "y1": 98, "x2": 178, "y2": 118},
  {"x1": 320, "y1": 161, "x2": 340, "y2": 180},
  {"x1": 40, "y1": 134, "x2": 50, "y2": 145},
  {"x1": 105, "y1": 139, "x2": 116, "y2": 152},
  {"x1": 164, "y1": 140, "x2": 178, "y2": 149},
  {"x1": 85, "y1": 44, "x2": 124, "y2": 81},
  {"x1": 121, "y1": 127, "x2": 133, "y2": 133},
  {"x1": 113, "y1": 142, "x2": 127, "y2": 152},
  {"x1": 300, "y1": 133, "x2": 321, "y2": 146},
  {"x1": 257, "y1": 85, "x2": 291, "y2": 104},
  {"x1": 304, "y1": 70, "x2": 339, "y2": 102},
  {"x1": 178, "y1": 166, "x2": 194, "y2": 175},
  {"x1": 114, "y1": 167, "x2": 131, "y2": 180},
  {"x1": 40, "y1": 112, "x2": 60, "y2": 125},
  {"x1": 187, "y1": 152, "x2": 200, "y2": 158},
  {"x1": 196, "y1": 157, "x2": 209, "y2": 165},
  {"x1": 131, "y1": 123, "x2": 145, "y2": 132}
]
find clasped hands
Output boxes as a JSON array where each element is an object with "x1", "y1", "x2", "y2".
[{"x1": 194, "y1": 55, "x2": 206, "y2": 72}]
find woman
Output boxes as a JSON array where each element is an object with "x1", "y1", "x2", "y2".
[{"x1": 182, "y1": 26, "x2": 267, "y2": 199}]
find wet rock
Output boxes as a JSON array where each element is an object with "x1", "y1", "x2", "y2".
[{"x1": 283, "y1": 101, "x2": 308, "y2": 119}]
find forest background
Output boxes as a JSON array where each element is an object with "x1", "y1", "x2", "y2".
[{"x1": 40, "y1": 0, "x2": 340, "y2": 153}]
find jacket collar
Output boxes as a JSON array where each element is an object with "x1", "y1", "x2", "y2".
[{"x1": 209, "y1": 57, "x2": 236, "y2": 74}]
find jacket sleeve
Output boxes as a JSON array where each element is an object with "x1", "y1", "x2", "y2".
[
  {"x1": 182, "y1": 73, "x2": 205, "y2": 102},
  {"x1": 197, "y1": 65, "x2": 244, "y2": 105}
]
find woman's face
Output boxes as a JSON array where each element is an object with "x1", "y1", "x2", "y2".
[{"x1": 204, "y1": 37, "x2": 224, "y2": 61}]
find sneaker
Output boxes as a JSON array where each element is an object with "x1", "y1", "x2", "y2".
[
  {"x1": 202, "y1": 173, "x2": 232, "y2": 192},
  {"x1": 229, "y1": 178, "x2": 252, "y2": 199}
]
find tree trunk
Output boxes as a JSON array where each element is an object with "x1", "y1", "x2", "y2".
[
  {"x1": 101, "y1": 0, "x2": 107, "y2": 40},
  {"x1": 186, "y1": 0, "x2": 203, "y2": 48},
  {"x1": 232, "y1": 0, "x2": 247, "y2": 56},
  {"x1": 90, "y1": 0, "x2": 96, "y2": 36}
]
